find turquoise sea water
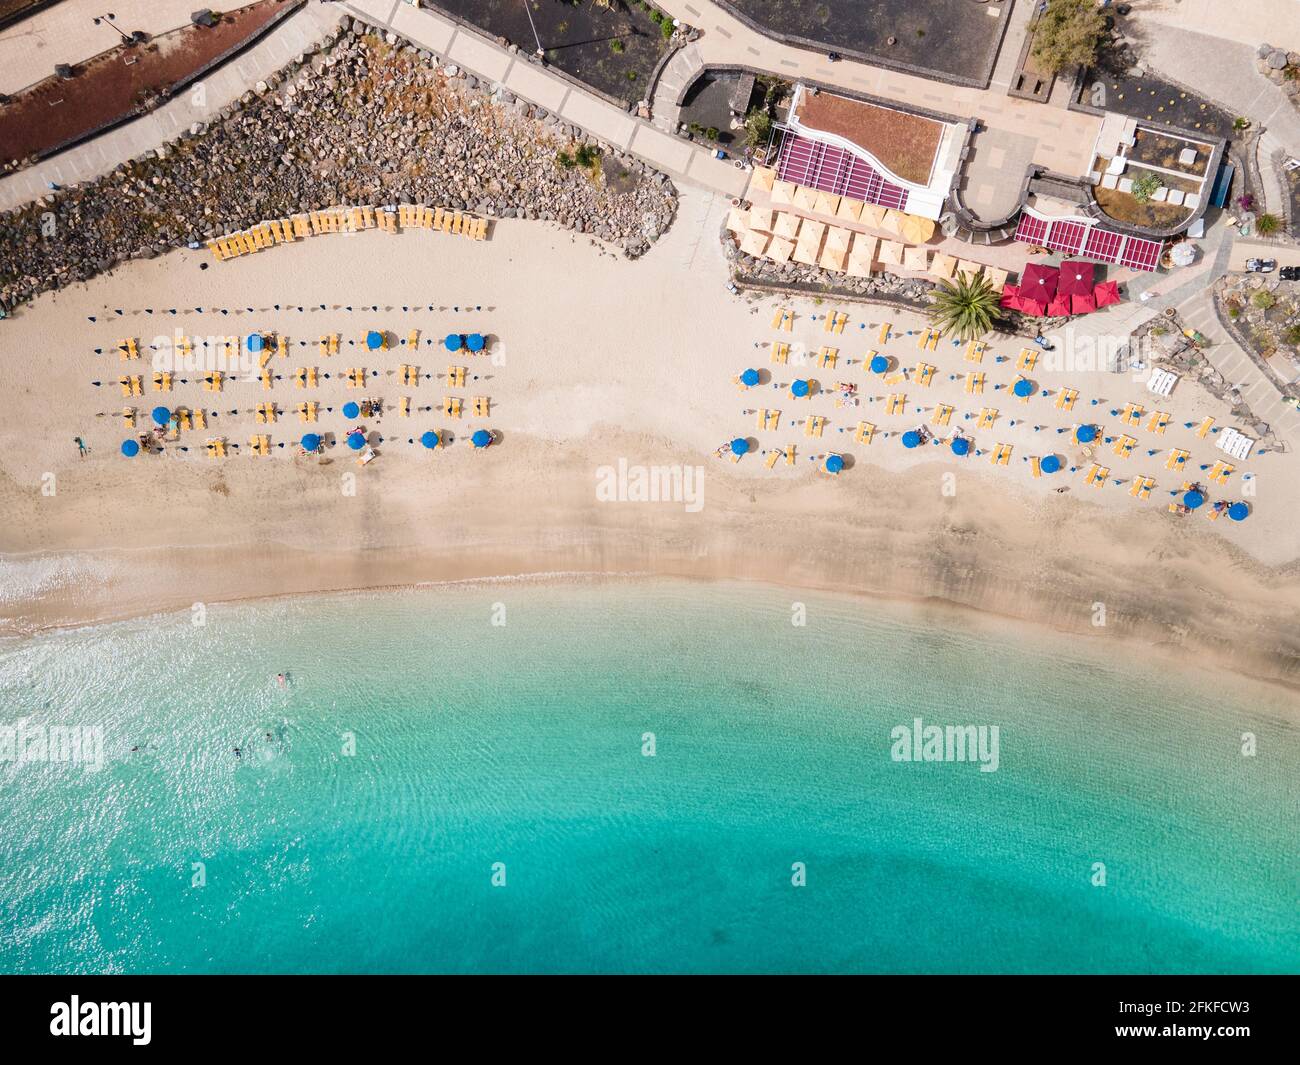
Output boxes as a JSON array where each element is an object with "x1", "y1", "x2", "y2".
[{"x1": 0, "y1": 578, "x2": 1295, "y2": 974}]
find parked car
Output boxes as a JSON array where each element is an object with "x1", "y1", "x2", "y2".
[
  {"x1": 1245, "y1": 258, "x2": 1276, "y2": 273},
  {"x1": 1280, "y1": 265, "x2": 1300, "y2": 281}
]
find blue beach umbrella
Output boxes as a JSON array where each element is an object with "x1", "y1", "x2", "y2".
[
  {"x1": 1075, "y1": 424, "x2": 1097, "y2": 443},
  {"x1": 950, "y1": 437, "x2": 970, "y2": 456},
  {"x1": 151, "y1": 405, "x2": 171, "y2": 426},
  {"x1": 246, "y1": 333, "x2": 264, "y2": 353},
  {"x1": 466, "y1": 333, "x2": 486, "y2": 353},
  {"x1": 300, "y1": 433, "x2": 321, "y2": 452},
  {"x1": 825, "y1": 454, "x2": 845, "y2": 474},
  {"x1": 444, "y1": 333, "x2": 463, "y2": 352},
  {"x1": 902, "y1": 430, "x2": 921, "y2": 449},
  {"x1": 420, "y1": 430, "x2": 440, "y2": 449},
  {"x1": 730, "y1": 438, "x2": 749, "y2": 456},
  {"x1": 1228, "y1": 502, "x2": 1249, "y2": 521},
  {"x1": 1040, "y1": 454, "x2": 1062, "y2": 474},
  {"x1": 1013, "y1": 379, "x2": 1034, "y2": 398},
  {"x1": 347, "y1": 432, "x2": 366, "y2": 451},
  {"x1": 342, "y1": 401, "x2": 360, "y2": 419},
  {"x1": 472, "y1": 429, "x2": 492, "y2": 449},
  {"x1": 741, "y1": 368, "x2": 760, "y2": 387},
  {"x1": 121, "y1": 439, "x2": 140, "y2": 457},
  {"x1": 869, "y1": 354, "x2": 889, "y2": 374},
  {"x1": 1183, "y1": 489, "x2": 1205, "y2": 509},
  {"x1": 366, "y1": 330, "x2": 384, "y2": 351},
  {"x1": 791, "y1": 379, "x2": 811, "y2": 398}
]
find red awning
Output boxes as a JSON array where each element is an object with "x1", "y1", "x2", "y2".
[
  {"x1": 1057, "y1": 260, "x2": 1095, "y2": 297},
  {"x1": 999, "y1": 283, "x2": 1021, "y2": 310},
  {"x1": 1071, "y1": 292, "x2": 1098, "y2": 314},
  {"x1": 1093, "y1": 280, "x2": 1122, "y2": 307}
]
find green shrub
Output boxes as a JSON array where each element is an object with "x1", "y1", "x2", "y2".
[
  {"x1": 1285, "y1": 325, "x2": 1300, "y2": 345},
  {"x1": 610, "y1": 39, "x2": 624, "y2": 54},
  {"x1": 744, "y1": 109, "x2": 772, "y2": 149},
  {"x1": 1255, "y1": 213, "x2": 1281, "y2": 236},
  {"x1": 649, "y1": 9, "x2": 663, "y2": 23},
  {"x1": 661, "y1": 19, "x2": 674, "y2": 39},
  {"x1": 1130, "y1": 173, "x2": 1160, "y2": 204},
  {"x1": 1251, "y1": 290, "x2": 1276, "y2": 310}
]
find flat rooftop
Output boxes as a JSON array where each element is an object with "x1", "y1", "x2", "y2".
[{"x1": 793, "y1": 89, "x2": 942, "y2": 186}]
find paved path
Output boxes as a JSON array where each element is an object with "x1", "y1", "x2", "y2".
[
  {"x1": 0, "y1": 2, "x2": 343, "y2": 212},
  {"x1": 1127, "y1": 0, "x2": 1300, "y2": 50},
  {"x1": 339, "y1": 0, "x2": 747, "y2": 198}
]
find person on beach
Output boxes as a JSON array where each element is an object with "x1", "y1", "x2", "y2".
[{"x1": 74, "y1": 437, "x2": 88, "y2": 458}]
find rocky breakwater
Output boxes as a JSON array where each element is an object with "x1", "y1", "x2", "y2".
[{"x1": 0, "y1": 17, "x2": 677, "y2": 310}]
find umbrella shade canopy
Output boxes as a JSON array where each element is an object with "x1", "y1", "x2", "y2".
[
  {"x1": 931, "y1": 254, "x2": 958, "y2": 280},
  {"x1": 466, "y1": 333, "x2": 486, "y2": 352},
  {"x1": 877, "y1": 240, "x2": 904, "y2": 266},
  {"x1": 366, "y1": 330, "x2": 384, "y2": 350},
  {"x1": 1020, "y1": 262, "x2": 1060, "y2": 301},
  {"x1": 999, "y1": 283, "x2": 1021, "y2": 309},
  {"x1": 741, "y1": 368, "x2": 760, "y2": 386},
  {"x1": 825, "y1": 454, "x2": 845, "y2": 473},
  {"x1": 1013, "y1": 378, "x2": 1034, "y2": 398},
  {"x1": 1170, "y1": 242, "x2": 1196, "y2": 266},
  {"x1": 901, "y1": 430, "x2": 922, "y2": 449},
  {"x1": 739, "y1": 229, "x2": 771, "y2": 258},
  {"x1": 151, "y1": 406, "x2": 171, "y2": 426},
  {"x1": 1057, "y1": 261, "x2": 1095, "y2": 297},
  {"x1": 301, "y1": 433, "x2": 321, "y2": 451},
  {"x1": 1071, "y1": 292, "x2": 1097, "y2": 314},
  {"x1": 1040, "y1": 454, "x2": 1062, "y2": 473},
  {"x1": 347, "y1": 432, "x2": 366, "y2": 450},
  {"x1": 900, "y1": 214, "x2": 935, "y2": 243},
  {"x1": 121, "y1": 439, "x2": 140, "y2": 457},
  {"x1": 730, "y1": 438, "x2": 750, "y2": 456},
  {"x1": 791, "y1": 379, "x2": 811, "y2": 397},
  {"x1": 1183, "y1": 489, "x2": 1205, "y2": 509},
  {"x1": 1093, "y1": 280, "x2": 1122, "y2": 307},
  {"x1": 443, "y1": 333, "x2": 463, "y2": 351},
  {"x1": 472, "y1": 429, "x2": 492, "y2": 448},
  {"x1": 246, "y1": 333, "x2": 265, "y2": 352},
  {"x1": 1076, "y1": 424, "x2": 1097, "y2": 443},
  {"x1": 764, "y1": 236, "x2": 795, "y2": 263},
  {"x1": 950, "y1": 437, "x2": 970, "y2": 456},
  {"x1": 869, "y1": 354, "x2": 889, "y2": 374},
  {"x1": 1228, "y1": 502, "x2": 1249, "y2": 521},
  {"x1": 1019, "y1": 295, "x2": 1047, "y2": 317},
  {"x1": 1046, "y1": 294, "x2": 1072, "y2": 318},
  {"x1": 420, "y1": 430, "x2": 440, "y2": 449},
  {"x1": 342, "y1": 401, "x2": 360, "y2": 419}
]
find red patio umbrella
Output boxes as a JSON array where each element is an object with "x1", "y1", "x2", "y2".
[
  {"x1": 1071, "y1": 292, "x2": 1098, "y2": 315},
  {"x1": 999, "y1": 283, "x2": 1021, "y2": 310},
  {"x1": 1047, "y1": 294, "x2": 1072, "y2": 318},
  {"x1": 1093, "y1": 280, "x2": 1121, "y2": 307},
  {"x1": 1020, "y1": 262, "x2": 1059, "y2": 302},
  {"x1": 1018, "y1": 294, "x2": 1047, "y2": 317},
  {"x1": 1057, "y1": 260, "x2": 1095, "y2": 298}
]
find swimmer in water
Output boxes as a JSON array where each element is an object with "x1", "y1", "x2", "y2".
[
  {"x1": 233, "y1": 747, "x2": 242, "y2": 759},
  {"x1": 276, "y1": 673, "x2": 286, "y2": 688}
]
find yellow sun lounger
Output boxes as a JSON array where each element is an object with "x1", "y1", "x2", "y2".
[
  {"x1": 176, "y1": 408, "x2": 192, "y2": 432},
  {"x1": 193, "y1": 408, "x2": 206, "y2": 430},
  {"x1": 119, "y1": 376, "x2": 140, "y2": 397},
  {"x1": 1086, "y1": 463, "x2": 1110, "y2": 487},
  {"x1": 122, "y1": 407, "x2": 136, "y2": 428},
  {"x1": 1122, "y1": 402, "x2": 1145, "y2": 427},
  {"x1": 473, "y1": 396, "x2": 490, "y2": 418},
  {"x1": 296, "y1": 402, "x2": 318, "y2": 423},
  {"x1": 878, "y1": 322, "x2": 892, "y2": 345},
  {"x1": 917, "y1": 327, "x2": 940, "y2": 351},
  {"x1": 1196, "y1": 416, "x2": 1215, "y2": 439},
  {"x1": 804, "y1": 415, "x2": 826, "y2": 437},
  {"x1": 1211, "y1": 461, "x2": 1234, "y2": 484},
  {"x1": 1054, "y1": 387, "x2": 1078, "y2": 411},
  {"x1": 407, "y1": 329, "x2": 420, "y2": 350},
  {"x1": 293, "y1": 368, "x2": 310, "y2": 389},
  {"x1": 399, "y1": 396, "x2": 411, "y2": 417},
  {"x1": 1113, "y1": 435, "x2": 1137, "y2": 458},
  {"x1": 886, "y1": 393, "x2": 907, "y2": 415},
  {"x1": 152, "y1": 372, "x2": 173, "y2": 392},
  {"x1": 1147, "y1": 410, "x2": 1171, "y2": 434},
  {"x1": 770, "y1": 341, "x2": 790, "y2": 364},
  {"x1": 856, "y1": 421, "x2": 876, "y2": 445},
  {"x1": 204, "y1": 438, "x2": 227, "y2": 459},
  {"x1": 785, "y1": 444, "x2": 796, "y2": 466},
  {"x1": 442, "y1": 396, "x2": 464, "y2": 418},
  {"x1": 883, "y1": 371, "x2": 906, "y2": 386},
  {"x1": 261, "y1": 368, "x2": 274, "y2": 390},
  {"x1": 203, "y1": 372, "x2": 223, "y2": 392},
  {"x1": 932, "y1": 403, "x2": 954, "y2": 426},
  {"x1": 915, "y1": 363, "x2": 937, "y2": 387},
  {"x1": 1031, "y1": 456, "x2": 1042, "y2": 478},
  {"x1": 1016, "y1": 348, "x2": 1038, "y2": 372},
  {"x1": 276, "y1": 335, "x2": 288, "y2": 359},
  {"x1": 964, "y1": 372, "x2": 985, "y2": 395},
  {"x1": 1166, "y1": 448, "x2": 1190, "y2": 470},
  {"x1": 1206, "y1": 504, "x2": 1223, "y2": 522},
  {"x1": 1130, "y1": 476, "x2": 1155, "y2": 499},
  {"x1": 772, "y1": 308, "x2": 794, "y2": 331},
  {"x1": 965, "y1": 341, "x2": 987, "y2": 363},
  {"x1": 447, "y1": 366, "x2": 467, "y2": 388},
  {"x1": 348, "y1": 368, "x2": 366, "y2": 388},
  {"x1": 255, "y1": 402, "x2": 277, "y2": 424},
  {"x1": 757, "y1": 408, "x2": 781, "y2": 431},
  {"x1": 764, "y1": 449, "x2": 782, "y2": 469},
  {"x1": 248, "y1": 435, "x2": 270, "y2": 456},
  {"x1": 118, "y1": 338, "x2": 139, "y2": 361},
  {"x1": 817, "y1": 346, "x2": 839, "y2": 369},
  {"x1": 991, "y1": 443, "x2": 1013, "y2": 466},
  {"x1": 401, "y1": 365, "x2": 420, "y2": 386},
  {"x1": 977, "y1": 407, "x2": 998, "y2": 430},
  {"x1": 824, "y1": 311, "x2": 848, "y2": 333}
]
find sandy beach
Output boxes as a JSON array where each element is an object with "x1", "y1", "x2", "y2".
[{"x1": 1, "y1": 186, "x2": 1298, "y2": 687}]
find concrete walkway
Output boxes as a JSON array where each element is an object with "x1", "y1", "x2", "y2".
[
  {"x1": 0, "y1": 2, "x2": 344, "y2": 212},
  {"x1": 338, "y1": 0, "x2": 747, "y2": 198}
]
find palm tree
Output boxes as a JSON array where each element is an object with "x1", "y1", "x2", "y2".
[{"x1": 928, "y1": 273, "x2": 999, "y2": 342}]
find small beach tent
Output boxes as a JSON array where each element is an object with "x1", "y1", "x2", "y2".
[
  {"x1": 420, "y1": 430, "x2": 440, "y2": 449},
  {"x1": 825, "y1": 454, "x2": 845, "y2": 474},
  {"x1": 869, "y1": 354, "x2": 889, "y2": 374},
  {"x1": 772, "y1": 212, "x2": 801, "y2": 240},
  {"x1": 472, "y1": 429, "x2": 492, "y2": 449},
  {"x1": 347, "y1": 432, "x2": 366, "y2": 450},
  {"x1": 301, "y1": 433, "x2": 321, "y2": 452},
  {"x1": 791, "y1": 379, "x2": 811, "y2": 398},
  {"x1": 466, "y1": 333, "x2": 486, "y2": 353},
  {"x1": 950, "y1": 437, "x2": 970, "y2": 456},
  {"x1": 764, "y1": 236, "x2": 796, "y2": 264},
  {"x1": 901, "y1": 430, "x2": 922, "y2": 449},
  {"x1": 1093, "y1": 280, "x2": 1122, "y2": 308},
  {"x1": 1046, "y1": 294, "x2": 1071, "y2": 318},
  {"x1": 1228, "y1": 502, "x2": 1249, "y2": 521},
  {"x1": 1013, "y1": 378, "x2": 1034, "y2": 398},
  {"x1": 1057, "y1": 261, "x2": 1095, "y2": 298},
  {"x1": 741, "y1": 368, "x2": 760, "y2": 387},
  {"x1": 1040, "y1": 454, "x2": 1062, "y2": 474},
  {"x1": 1071, "y1": 292, "x2": 1097, "y2": 315},
  {"x1": 121, "y1": 439, "x2": 140, "y2": 457},
  {"x1": 730, "y1": 438, "x2": 750, "y2": 456},
  {"x1": 1183, "y1": 489, "x2": 1205, "y2": 509},
  {"x1": 366, "y1": 330, "x2": 385, "y2": 351},
  {"x1": 342, "y1": 401, "x2": 360, "y2": 419},
  {"x1": 740, "y1": 229, "x2": 770, "y2": 258},
  {"x1": 444, "y1": 333, "x2": 463, "y2": 352},
  {"x1": 846, "y1": 234, "x2": 877, "y2": 278},
  {"x1": 246, "y1": 333, "x2": 265, "y2": 353},
  {"x1": 151, "y1": 406, "x2": 171, "y2": 426},
  {"x1": 1076, "y1": 424, "x2": 1098, "y2": 443}
]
